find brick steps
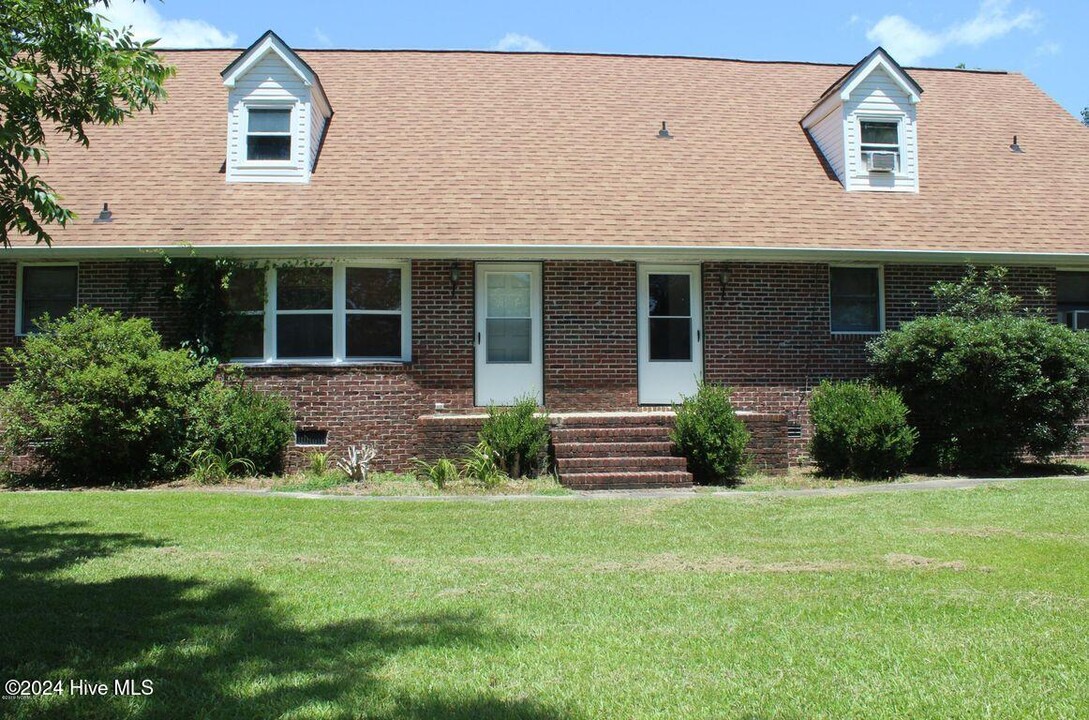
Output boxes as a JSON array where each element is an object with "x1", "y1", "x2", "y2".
[
  {"x1": 552, "y1": 441, "x2": 674, "y2": 458},
  {"x1": 560, "y1": 471, "x2": 693, "y2": 490},
  {"x1": 552, "y1": 426, "x2": 671, "y2": 443},
  {"x1": 550, "y1": 413, "x2": 691, "y2": 490}
]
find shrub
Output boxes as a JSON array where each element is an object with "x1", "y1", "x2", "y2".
[
  {"x1": 870, "y1": 314, "x2": 1089, "y2": 472},
  {"x1": 0, "y1": 308, "x2": 215, "y2": 483},
  {"x1": 307, "y1": 450, "x2": 332, "y2": 476},
  {"x1": 478, "y1": 396, "x2": 550, "y2": 478},
  {"x1": 808, "y1": 381, "x2": 917, "y2": 480},
  {"x1": 187, "y1": 377, "x2": 294, "y2": 476},
  {"x1": 671, "y1": 383, "x2": 751, "y2": 485}
]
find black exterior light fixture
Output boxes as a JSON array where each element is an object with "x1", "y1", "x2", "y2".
[
  {"x1": 93, "y1": 202, "x2": 113, "y2": 223},
  {"x1": 1010, "y1": 135, "x2": 1024, "y2": 153},
  {"x1": 657, "y1": 121, "x2": 673, "y2": 139},
  {"x1": 450, "y1": 262, "x2": 460, "y2": 296}
]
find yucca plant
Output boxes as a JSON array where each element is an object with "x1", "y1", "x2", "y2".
[
  {"x1": 462, "y1": 441, "x2": 507, "y2": 489},
  {"x1": 413, "y1": 457, "x2": 461, "y2": 489}
]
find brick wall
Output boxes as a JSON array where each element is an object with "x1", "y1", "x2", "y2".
[
  {"x1": 0, "y1": 257, "x2": 1071, "y2": 471},
  {"x1": 544, "y1": 260, "x2": 638, "y2": 410}
]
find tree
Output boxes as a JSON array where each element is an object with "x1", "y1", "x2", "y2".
[
  {"x1": 1082, "y1": 107, "x2": 1089, "y2": 127},
  {"x1": 1, "y1": 1, "x2": 174, "y2": 246}
]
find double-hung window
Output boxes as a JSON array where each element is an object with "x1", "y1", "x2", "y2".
[
  {"x1": 276, "y1": 267, "x2": 334, "y2": 359},
  {"x1": 228, "y1": 263, "x2": 410, "y2": 363},
  {"x1": 830, "y1": 266, "x2": 883, "y2": 334},
  {"x1": 346, "y1": 267, "x2": 404, "y2": 359},
  {"x1": 1057, "y1": 272, "x2": 1089, "y2": 330},
  {"x1": 17, "y1": 264, "x2": 78, "y2": 335},
  {"x1": 246, "y1": 108, "x2": 292, "y2": 162},
  {"x1": 860, "y1": 119, "x2": 900, "y2": 173},
  {"x1": 225, "y1": 268, "x2": 266, "y2": 360}
]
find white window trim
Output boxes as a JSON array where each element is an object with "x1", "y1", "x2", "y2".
[
  {"x1": 15, "y1": 262, "x2": 79, "y2": 337},
  {"x1": 231, "y1": 261, "x2": 412, "y2": 365},
  {"x1": 858, "y1": 116, "x2": 904, "y2": 175},
  {"x1": 828, "y1": 264, "x2": 885, "y2": 336},
  {"x1": 241, "y1": 102, "x2": 297, "y2": 168}
]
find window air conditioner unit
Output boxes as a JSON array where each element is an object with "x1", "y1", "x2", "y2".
[{"x1": 866, "y1": 151, "x2": 898, "y2": 173}]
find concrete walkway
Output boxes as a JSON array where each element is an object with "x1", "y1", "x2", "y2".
[{"x1": 191, "y1": 474, "x2": 1079, "y2": 502}]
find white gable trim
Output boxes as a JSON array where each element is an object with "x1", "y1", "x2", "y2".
[
  {"x1": 223, "y1": 33, "x2": 314, "y2": 89},
  {"x1": 838, "y1": 51, "x2": 921, "y2": 105}
]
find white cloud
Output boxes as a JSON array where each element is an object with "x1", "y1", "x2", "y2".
[
  {"x1": 866, "y1": 0, "x2": 1038, "y2": 65},
  {"x1": 97, "y1": 1, "x2": 237, "y2": 48},
  {"x1": 1034, "y1": 40, "x2": 1061, "y2": 56},
  {"x1": 313, "y1": 27, "x2": 333, "y2": 48},
  {"x1": 492, "y1": 33, "x2": 549, "y2": 52}
]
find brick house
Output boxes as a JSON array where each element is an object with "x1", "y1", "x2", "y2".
[{"x1": 3, "y1": 33, "x2": 1089, "y2": 487}]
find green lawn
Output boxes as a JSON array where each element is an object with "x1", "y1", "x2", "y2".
[{"x1": 2, "y1": 481, "x2": 1087, "y2": 719}]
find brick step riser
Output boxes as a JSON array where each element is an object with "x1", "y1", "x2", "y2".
[
  {"x1": 552, "y1": 441, "x2": 675, "y2": 458},
  {"x1": 552, "y1": 427, "x2": 672, "y2": 443},
  {"x1": 556, "y1": 456, "x2": 689, "y2": 472},
  {"x1": 551, "y1": 415, "x2": 676, "y2": 429},
  {"x1": 562, "y1": 471, "x2": 693, "y2": 490}
]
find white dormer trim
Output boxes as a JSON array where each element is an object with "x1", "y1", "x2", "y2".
[
  {"x1": 223, "y1": 34, "x2": 314, "y2": 89},
  {"x1": 836, "y1": 51, "x2": 921, "y2": 105},
  {"x1": 802, "y1": 47, "x2": 922, "y2": 193},
  {"x1": 222, "y1": 31, "x2": 333, "y2": 184}
]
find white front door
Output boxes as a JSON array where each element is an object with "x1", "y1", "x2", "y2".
[
  {"x1": 637, "y1": 265, "x2": 703, "y2": 404},
  {"x1": 475, "y1": 263, "x2": 543, "y2": 406}
]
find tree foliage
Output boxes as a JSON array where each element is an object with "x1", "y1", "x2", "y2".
[{"x1": 1, "y1": 0, "x2": 174, "y2": 245}]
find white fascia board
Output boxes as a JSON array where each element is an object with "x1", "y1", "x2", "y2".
[
  {"x1": 801, "y1": 93, "x2": 842, "y2": 129},
  {"x1": 5, "y1": 243, "x2": 1089, "y2": 268},
  {"x1": 839, "y1": 53, "x2": 921, "y2": 105},
  {"x1": 222, "y1": 35, "x2": 314, "y2": 89}
]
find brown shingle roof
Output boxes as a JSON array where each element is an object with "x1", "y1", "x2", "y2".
[{"x1": 19, "y1": 49, "x2": 1089, "y2": 257}]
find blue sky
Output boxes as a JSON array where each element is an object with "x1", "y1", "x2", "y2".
[{"x1": 102, "y1": 0, "x2": 1087, "y2": 117}]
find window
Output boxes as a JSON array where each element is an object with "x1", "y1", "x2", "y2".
[
  {"x1": 346, "y1": 267, "x2": 403, "y2": 359},
  {"x1": 229, "y1": 264, "x2": 409, "y2": 363},
  {"x1": 1057, "y1": 272, "x2": 1089, "y2": 330},
  {"x1": 18, "y1": 265, "x2": 78, "y2": 335},
  {"x1": 246, "y1": 108, "x2": 292, "y2": 161},
  {"x1": 830, "y1": 266, "x2": 882, "y2": 333},
  {"x1": 276, "y1": 267, "x2": 333, "y2": 359},
  {"x1": 860, "y1": 120, "x2": 900, "y2": 172},
  {"x1": 226, "y1": 268, "x2": 266, "y2": 360}
]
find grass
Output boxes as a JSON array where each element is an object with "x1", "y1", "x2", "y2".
[
  {"x1": 2, "y1": 479, "x2": 1088, "y2": 718},
  {"x1": 268, "y1": 470, "x2": 570, "y2": 496}
]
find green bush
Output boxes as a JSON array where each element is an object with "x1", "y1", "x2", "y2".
[
  {"x1": 187, "y1": 378, "x2": 294, "y2": 476},
  {"x1": 870, "y1": 314, "x2": 1089, "y2": 472},
  {"x1": 671, "y1": 383, "x2": 750, "y2": 486},
  {"x1": 808, "y1": 381, "x2": 917, "y2": 480},
  {"x1": 0, "y1": 308, "x2": 214, "y2": 483},
  {"x1": 478, "y1": 396, "x2": 550, "y2": 478}
]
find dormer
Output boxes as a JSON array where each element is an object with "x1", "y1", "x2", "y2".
[
  {"x1": 222, "y1": 31, "x2": 332, "y2": 183},
  {"x1": 802, "y1": 48, "x2": 923, "y2": 193}
]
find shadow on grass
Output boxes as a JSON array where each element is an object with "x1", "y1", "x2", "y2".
[{"x1": 0, "y1": 521, "x2": 575, "y2": 720}]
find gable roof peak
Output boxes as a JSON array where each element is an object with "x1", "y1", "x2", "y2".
[{"x1": 221, "y1": 29, "x2": 315, "y2": 86}]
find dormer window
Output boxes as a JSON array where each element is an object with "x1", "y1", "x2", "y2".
[
  {"x1": 860, "y1": 120, "x2": 900, "y2": 173},
  {"x1": 246, "y1": 108, "x2": 292, "y2": 162},
  {"x1": 222, "y1": 31, "x2": 332, "y2": 183}
]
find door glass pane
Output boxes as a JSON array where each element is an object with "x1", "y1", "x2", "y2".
[
  {"x1": 650, "y1": 317, "x2": 692, "y2": 361},
  {"x1": 648, "y1": 274, "x2": 691, "y2": 317},
  {"x1": 277, "y1": 314, "x2": 333, "y2": 358},
  {"x1": 486, "y1": 272, "x2": 531, "y2": 318},
  {"x1": 487, "y1": 318, "x2": 531, "y2": 363},
  {"x1": 347, "y1": 315, "x2": 401, "y2": 357},
  {"x1": 277, "y1": 267, "x2": 332, "y2": 310},
  {"x1": 346, "y1": 268, "x2": 401, "y2": 311}
]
